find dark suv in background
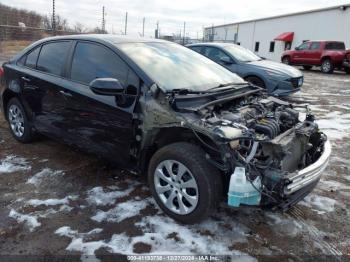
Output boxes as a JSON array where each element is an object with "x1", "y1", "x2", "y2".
[{"x1": 0, "y1": 35, "x2": 331, "y2": 224}]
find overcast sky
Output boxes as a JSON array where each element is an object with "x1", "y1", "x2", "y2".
[{"x1": 2, "y1": 0, "x2": 350, "y2": 37}]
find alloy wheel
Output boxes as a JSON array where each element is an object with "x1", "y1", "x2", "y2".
[
  {"x1": 8, "y1": 104, "x2": 25, "y2": 138},
  {"x1": 154, "y1": 160, "x2": 199, "y2": 215},
  {"x1": 322, "y1": 61, "x2": 331, "y2": 72}
]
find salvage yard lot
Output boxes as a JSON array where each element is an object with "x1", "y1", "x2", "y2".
[{"x1": 0, "y1": 70, "x2": 349, "y2": 260}]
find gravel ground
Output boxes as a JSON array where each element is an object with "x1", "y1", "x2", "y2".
[{"x1": 0, "y1": 69, "x2": 349, "y2": 261}]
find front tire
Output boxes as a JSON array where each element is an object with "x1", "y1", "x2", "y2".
[
  {"x1": 344, "y1": 67, "x2": 350, "y2": 74},
  {"x1": 282, "y1": 56, "x2": 290, "y2": 65},
  {"x1": 321, "y1": 59, "x2": 334, "y2": 74},
  {"x1": 7, "y1": 97, "x2": 35, "y2": 143},
  {"x1": 148, "y1": 142, "x2": 222, "y2": 224}
]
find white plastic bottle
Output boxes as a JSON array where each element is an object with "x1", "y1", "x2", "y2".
[{"x1": 227, "y1": 167, "x2": 261, "y2": 207}]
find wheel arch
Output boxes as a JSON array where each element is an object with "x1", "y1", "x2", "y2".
[
  {"x1": 138, "y1": 127, "x2": 224, "y2": 174},
  {"x1": 321, "y1": 56, "x2": 331, "y2": 63},
  {"x1": 2, "y1": 89, "x2": 18, "y2": 120},
  {"x1": 282, "y1": 55, "x2": 291, "y2": 63},
  {"x1": 244, "y1": 74, "x2": 266, "y2": 88}
]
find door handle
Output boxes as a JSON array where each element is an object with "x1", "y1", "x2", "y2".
[
  {"x1": 59, "y1": 90, "x2": 73, "y2": 97},
  {"x1": 21, "y1": 76, "x2": 31, "y2": 82}
]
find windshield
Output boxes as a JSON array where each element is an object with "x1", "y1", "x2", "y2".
[
  {"x1": 223, "y1": 44, "x2": 261, "y2": 62},
  {"x1": 118, "y1": 42, "x2": 244, "y2": 91}
]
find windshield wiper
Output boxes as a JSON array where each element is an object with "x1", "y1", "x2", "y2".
[
  {"x1": 169, "y1": 89, "x2": 205, "y2": 95},
  {"x1": 207, "y1": 82, "x2": 247, "y2": 92},
  {"x1": 169, "y1": 82, "x2": 248, "y2": 95}
]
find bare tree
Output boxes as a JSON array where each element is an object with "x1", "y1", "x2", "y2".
[
  {"x1": 74, "y1": 22, "x2": 86, "y2": 33},
  {"x1": 43, "y1": 14, "x2": 69, "y2": 31}
]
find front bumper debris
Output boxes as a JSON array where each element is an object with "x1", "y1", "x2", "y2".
[{"x1": 284, "y1": 140, "x2": 331, "y2": 195}]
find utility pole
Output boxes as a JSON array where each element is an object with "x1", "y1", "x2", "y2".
[
  {"x1": 142, "y1": 17, "x2": 145, "y2": 37},
  {"x1": 155, "y1": 21, "x2": 159, "y2": 38},
  {"x1": 182, "y1": 21, "x2": 186, "y2": 45},
  {"x1": 124, "y1": 12, "x2": 128, "y2": 35},
  {"x1": 52, "y1": 0, "x2": 56, "y2": 35},
  {"x1": 102, "y1": 6, "x2": 105, "y2": 33}
]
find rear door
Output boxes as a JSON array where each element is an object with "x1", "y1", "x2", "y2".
[
  {"x1": 20, "y1": 41, "x2": 72, "y2": 138},
  {"x1": 59, "y1": 41, "x2": 138, "y2": 165}
]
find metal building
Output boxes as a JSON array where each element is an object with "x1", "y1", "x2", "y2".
[{"x1": 204, "y1": 4, "x2": 350, "y2": 61}]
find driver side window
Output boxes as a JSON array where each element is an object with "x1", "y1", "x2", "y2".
[
  {"x1": 297, "y1": 42, "x2": 309, "y2": 50},
  {"x1": 203, "y1": 47, "x2": 231, "y2": 63}
]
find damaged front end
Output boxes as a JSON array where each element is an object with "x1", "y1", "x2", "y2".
[{"x1": 168, "y1": 86, "x2": 331, "y2": 210}]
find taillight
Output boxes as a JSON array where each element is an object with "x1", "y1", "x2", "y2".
[{"x1": 0, "y1": 67, "x2": 4, "y2": 77}]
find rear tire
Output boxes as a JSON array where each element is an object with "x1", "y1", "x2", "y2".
[
  {"x1": 344, "y1": 67, "x2": 350, "y2": 74},
  {"x1": 245, "y1": 76, "x2": 265, "y2": 88},
  {"x1": 321, "y1": 59, "x2": 334, "y2": 74},
  {"x1": 303, "y1": 65, "x2": 312, "y2": 70},
  {"x1": 148, "y1": 142, "x2": 222, "y2": 224},
  {"x1": 6, "y1": 97, "x2": 35, "y2": 143}
]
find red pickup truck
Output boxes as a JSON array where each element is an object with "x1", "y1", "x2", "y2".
[{"x1": 281, "y1": 41, "x2": 350, "y2": 74}]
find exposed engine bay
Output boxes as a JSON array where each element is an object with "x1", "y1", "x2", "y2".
[{"x1": 168, "y1": 87, "x2": 329, "y2": 210}]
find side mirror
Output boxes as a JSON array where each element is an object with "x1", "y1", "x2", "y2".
[
  {"x1": 220, "y1": 56, "x2": 233, "y2": 64},
  {"x1": 295, "y1": 47, "x2": 300, "y2": 51},
  {"x1": 89, "y1": 78, "x2": 125, "y2": 96}
]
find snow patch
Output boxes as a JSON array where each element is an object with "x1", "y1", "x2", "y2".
[
  {"x1": 26, "y1": 168, "x2": 64, "y2": 185},
  {"x1": 86, "y1": 186, "x2": 134, "y2": 206},
  {"x1": 265, "y1": 212, "x2": 303, "y2": 236},
  {"x1": 0, "y1": 155, "x2": 31, "y2": 173},
  {"x1": 27, "y1": 195, "x2": 78, "y2": 207},
  {"x1": 9, "y1": 209, "x2": 41, "y2": 231},
  {"x1": 55, "y1": 216, "x2": 254, "y2": 260},
  {"x1": 300, "y1": 195, "x2": 337, "y2": 214},
  {"x1": 316, "y1": 111, "x2": 350, "y2": 140},
  {"x1": 91, "y1": 199, "x2": 149, "y2": 223}
]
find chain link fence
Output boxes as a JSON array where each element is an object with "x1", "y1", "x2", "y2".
[{"x1": 0, "y1": 25, "x2": 84, "y2": 65}]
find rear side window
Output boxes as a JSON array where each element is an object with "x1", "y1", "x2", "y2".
[
  {"x1": 70, "y1": 42, "x2": 128, "y2": 85},
  {"x1": 37, "y1": 41, "x2": 71, "y2": 75},
  {"x1": 24, "y1": 46, "x2": 41, "y2": 69},
  {"x1": 325, "y1": 42, "x2": 345, "y2": 50}
]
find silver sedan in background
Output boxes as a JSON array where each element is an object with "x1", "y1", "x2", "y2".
[{"x1": 187, "y1": 43, "x2": 303, "y2": 96}]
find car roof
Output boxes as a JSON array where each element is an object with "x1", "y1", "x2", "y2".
[
  {"x1": 33, "y1": 34, "x2": 169, "y2": 46},
  {"x1": 187, "y1": 42, "x2": 236, "y2": 48},
  {"x1": 305, "y1": 40, "x2": 344, "y2": 43}
]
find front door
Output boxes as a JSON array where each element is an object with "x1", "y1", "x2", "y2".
[
  {"x1": 60, "y1": 41, "x2": 139, "y2": 166},
  {"x1": 304, "y1": 42, "x2": 322, "y2": 65},
  {"x1": 292, "y1": 42, "x2": 310, "y2": 64},
  {"x1": 203, "y1": 46, "x2": 239, "y2": 74}
]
